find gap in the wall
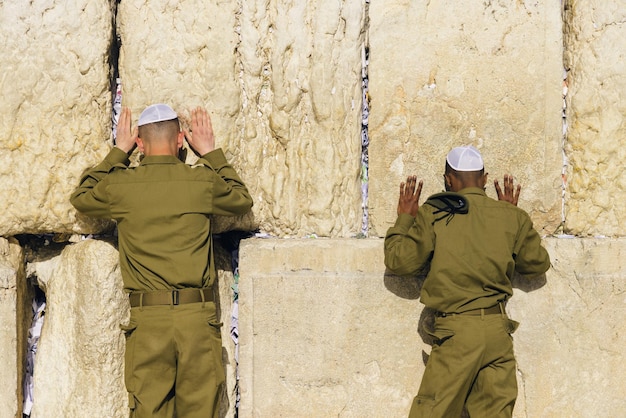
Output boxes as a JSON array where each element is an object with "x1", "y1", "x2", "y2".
[
  {"x1": 109, "y1": 0, "x2": 122, "y2": 145},
  {"x1": 360, "y1": 0, "x2": 370, "y2": 237}
]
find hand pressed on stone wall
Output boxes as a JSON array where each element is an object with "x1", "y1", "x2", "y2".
[
  {"x1": 494, "y1": 174, "x2": 521, "y2": 206},
  {"x1": 384, "y1": 146, "x2": 550, "y2": 418},
  {"x1": 397, "y1": 175, "x2": 423, "y2": 217},
  {"x1": 183, "y1": 107, "x2": 215, "y2": 156},
  {"x1": 115, "y1": 107, "x2": 138, "y2": 154}
]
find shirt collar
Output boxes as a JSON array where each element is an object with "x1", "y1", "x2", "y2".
[
  {"x1": 139, "y1": 155, "x2": 182, "y2": 166},
  {"x1": 459, "y1": 187, "x2": 487, "y2": 197}
]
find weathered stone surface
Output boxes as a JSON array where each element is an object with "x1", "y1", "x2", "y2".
[
  {"x1": 117, "y1": 0, "x2": 365, "y2": 237},
  {"x1": 238, "y1": 238, "x2": 421, "y2": 417},
  {"x1": 511, "y1": 237, "x2": 626, "y2": 416},
  {"x1": 563, "y1": 1, "x2": 626, "y2": 236},
  {"x1": 0, "y1": 238, "x2": 26, "y2": 417},
  {"x1": 234, "y1": 0, "x2": 365, "y2": 237},
  {"x1": 116, "y1": 0, "x2": 252, "y2": 235},
  {"x1": 29, "y1": 239, "x2": 128, "y2": 418},
  {"x1": 0, "y1": 0, "x2": 113, "y2": 236},
  {"x1": 239, "y1": 238, "x2": 626, "y2": 417},
  {"x1": 25, "y1": 238, "x2": 238, "y2": 417},
  {"x1": 367, "y1": 1, "x2": 563, "y2": 237}
]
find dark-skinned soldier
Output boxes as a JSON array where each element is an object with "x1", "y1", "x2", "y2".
[{"x1": 384, "y1": 145, "x2": 550, "y2": 418}]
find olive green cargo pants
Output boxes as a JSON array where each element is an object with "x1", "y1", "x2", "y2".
[
  {"x1": 409, "y1": 312, "x2": 519, "y2": 418},
  {"x1": 122, "y1": 301, "x2": 225, "y2": 418}
]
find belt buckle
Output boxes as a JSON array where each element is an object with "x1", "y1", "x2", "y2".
[{"x1": 172, "y1": 289, "x2": 180, "y2": 305}]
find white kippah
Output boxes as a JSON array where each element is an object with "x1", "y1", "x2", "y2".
[
  {"x1": 446, "y1": 145, "x2": 484, "y2": 171},
  {"x1": 138, "y1": 104, "x2": 178, "y2": 127}
]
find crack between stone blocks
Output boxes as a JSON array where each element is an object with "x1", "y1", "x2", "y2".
[{"x1": 359, "y1": 0, "x2": 370, "y2": 237}]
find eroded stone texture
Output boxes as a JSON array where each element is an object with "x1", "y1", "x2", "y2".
[
  {"x1": 238, "y1": 238, "x2": 422, "y2": 417},
  {"x1": 0, "y1": 0, "x2": 113, "y2": 236},
  {"x1": 238, "y1": 238, "x2": 626, "y2": 417},
  {"x1": 26, "y1": 238, "x2": 238, "y2": 417},
  {"x1": 234, "y1": 0, "x2": 365, "y2": 237},
  {"x1": 117, "y1": 0, "x2": 365, "y2": 237},
  {"x1": 0, "y1": 238, "x2": 26, "y2": 417},
  {"x1": 511, "y1": 238, "x2": 626, "y2": 416},
  {"x1": 367, "y1": 1, "x2": 563, "y2": 237},
  {"x1": 563, "y1": 1, "x2": 626, "y2": 236},
  {"x1": 29, "y1": 239, "x2": 128, "y2": 418},
  {"x1": 116, "y1": 0, "x2": 253, "y2": 235}
]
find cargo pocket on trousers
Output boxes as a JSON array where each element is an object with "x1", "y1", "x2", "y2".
[
  {"x1": 503, "y1": 318, "x2": 520, "y2": 334},
  {"x1": 207, "y1": 319, "x2": 223, "y2": 332},
  {"x1": 427, "y1": 327, "x2": 455, "y2": 346},
  {"x1": 206, "y1": 318, "x2": 226, "y2": 384},
  {"x1": 128, "y1": 393, "x2": 137, "y2": 417},
  {"x1": 409, "y1": 395, "x2": 436, "y2": 418},
  {"x1": 120, "y1": 320, "x2": 138, "y2": 393}
]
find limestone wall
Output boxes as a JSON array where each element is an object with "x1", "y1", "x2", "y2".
[
  {"x1": 116, "y1": 0, "x2": 365, "y2": 237},
  {"x1": 563, "y1": 0, "x2": 626, "y2": 236},
  {"x1": 239, "y1": 238, "x2": 626, "y2": 417},
  {"x1": 367, "y1": 1, "x2": 564, "y2": 237},
  {"x1": 0, "y1": 238, "x2": 26, "y2": 417},
  {"x1": 0, "y1": 0, "x2": 113, "y2": 236},
  {"x1": 16, "y1": 239, "x2": 239, "y2": 418},
  {"x1": 0, "y1": 0, "x2": 626, "y2": 417}
]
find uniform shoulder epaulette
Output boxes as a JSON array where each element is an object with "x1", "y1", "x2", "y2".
[{"x1": 424, "y1": 192, "x2": 469, "y2": 225}]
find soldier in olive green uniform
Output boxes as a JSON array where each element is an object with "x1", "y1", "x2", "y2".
[
  {"x1": 71, "y1": 104, "x2": 253, "y2": 418},
  {"x1": 384, "y1": 146, "x2": 550, "y2": 418}
]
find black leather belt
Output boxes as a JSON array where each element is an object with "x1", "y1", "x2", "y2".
[
  {"x1": 129, "y1": 288, "x2": 214, "y2": 307},
  {"x1": 436, "y1": 302, "x2": 504, "y2": 318}
]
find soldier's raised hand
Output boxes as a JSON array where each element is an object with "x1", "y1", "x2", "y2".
[
  {"x1": 494, "y1": 174, "x2": 521, "y2": 206},
  {"x1": 397, "y1": 175, "x2": 423, "y2": 217},
  {"x1": 184, "y1": 107, "x2": 215, "y2": 156}
]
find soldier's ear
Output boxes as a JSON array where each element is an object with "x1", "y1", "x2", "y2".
[{"x1": 136, "y1": 137, "x2": 145, "y2": 153}]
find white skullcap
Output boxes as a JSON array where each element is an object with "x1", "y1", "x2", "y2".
[
  {"x1": 446, "y1": 145, "x2": 484, "y2": 171},
  {"x1": 138, "y1": 104, "x2": 178, "y2": 127}
]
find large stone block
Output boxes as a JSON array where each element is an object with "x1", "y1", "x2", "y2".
[
  {"x1": 29, "y1": 239, "x2": 128, "y2": 418},
  {"x1": 511, "y1": 237, "x2": 626, "y2": 416},
  {"x1": 115, "y1": 0, "x2": 256, "y2": 235},
  {"x1": 367, "y1": 1, "x2": 563, "y2": 237},
  {"x1": 238, "y1": 238, "x2": 626, "y2": 417},
  {"x1": 26, "y1": 238, "x2": 239, "y2": 417},
  {"x1": 234, "y1": 0, "x2": 366, "y2": 237},
  {"x1": 0, "y1": 0, "x2": 113, "y2": 236},
  {"x1": 563, "y1": 1, "x2": 626, "y2": 236},
  {"x1": 0, "y1": 238, "x2": 26, "y2": 417},
  {"x1": 238, "y1": 238, "x2": 421, "y2": 417},
  {"x1": 117, "y1": 0, "x2": 365, "y2": 237}
]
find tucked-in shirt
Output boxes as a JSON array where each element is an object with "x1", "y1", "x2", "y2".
[
  {"x1": 71, "y1": 147, "x2": 253, "y2": 292},
  {"x1": 384, "y1": 187, "x2": 550, "y2": 313}
]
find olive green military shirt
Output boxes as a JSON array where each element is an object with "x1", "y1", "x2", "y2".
[
  {"x1": 70, "y1": 147, "x2": 253, "y2": 292},
  {"x1": 384, "y1": 187, "x2": 550, "y2": 313}
]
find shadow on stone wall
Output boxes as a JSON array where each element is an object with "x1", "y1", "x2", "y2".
[
  {"x1": 382, "y1": 268, "x2": 547, "y2": 418},
  {"x1": 511, "y1": 272, "x2": 547, "y2": 293}
]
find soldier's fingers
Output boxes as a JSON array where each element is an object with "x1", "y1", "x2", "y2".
[
  {"x1": 415, "y1": 180, "x2": 423, "y2": 200},
  {"x1": 494, "y1": 179, "x2": 503, "y2": 198},
  {"x1": 513, "y1": 184, "x2": 521, "y2": 205}
]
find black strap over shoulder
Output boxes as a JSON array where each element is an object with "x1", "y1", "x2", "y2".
[{"x1": 424, "y1": 192, "x2": 469, "y2": 225}]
